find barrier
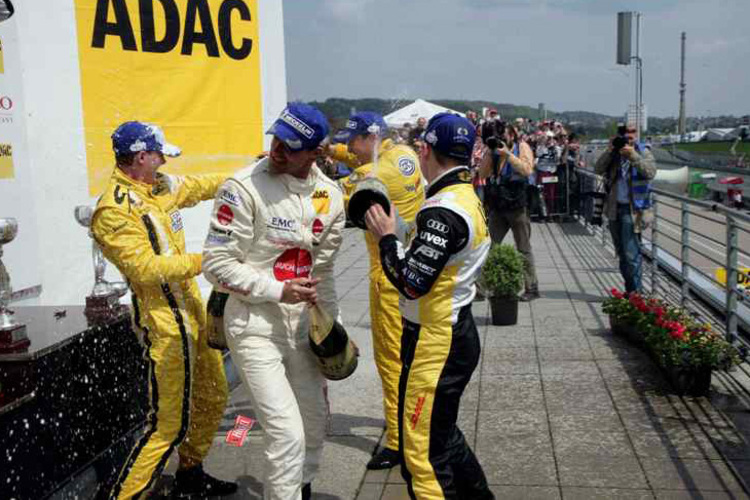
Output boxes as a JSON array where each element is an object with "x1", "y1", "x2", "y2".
[{"x1": 575, "y1": 167, "x2": 750, "y2": 346}]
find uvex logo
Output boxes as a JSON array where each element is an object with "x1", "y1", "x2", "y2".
[{"x1": 91, "y1": 0, "x2": 254, "y2": 60}]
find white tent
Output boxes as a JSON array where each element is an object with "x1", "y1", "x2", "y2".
[
  {"x1": 704, "y1": 128, "x2": 735, "y2": 141},
  {"x1": 384, "y1": 99, "x2": 464, "y2": 128},
  {"x1": 724, "y1": 126, "x2": 750, "y2": 141}
]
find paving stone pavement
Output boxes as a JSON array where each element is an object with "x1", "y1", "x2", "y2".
[{"x1": 165, "y1": 223, "x2": 750, "y2": 499}]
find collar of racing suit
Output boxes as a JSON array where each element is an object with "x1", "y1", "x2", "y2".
[
  {"x1": 426, "y1": 166, "x2": 471, "y2": 198},
  {"x1": 377, "y1": 139, "x2": 395, "y2": 158},
  {"x1": 263, "y1": 157, "x2": 320, "y2": 195},
  {"x1": 112, "y1": 166, "x2": 169, "y2": 201}
]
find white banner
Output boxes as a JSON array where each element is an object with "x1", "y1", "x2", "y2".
[{"x1": 0, "y1": 14, "x2": 42, "y2": 303}]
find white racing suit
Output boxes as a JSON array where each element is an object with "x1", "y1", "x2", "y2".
[{"x1": 202, "y1": 159, "x2": 345, "y2": 500}]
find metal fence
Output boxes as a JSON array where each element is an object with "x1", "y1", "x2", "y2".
[
  {"x1": 529, "y1": 164, "x2": 575, "y2": 219},
  {"x1": 575, "y1": 167, "x2": 750, "y2": 347}
]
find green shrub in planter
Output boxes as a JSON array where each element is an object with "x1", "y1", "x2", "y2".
[{"x1": 481, "y1": 244, "x2": 524, "y2": 298}]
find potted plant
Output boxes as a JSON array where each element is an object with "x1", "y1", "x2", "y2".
[
  {"x1": 480, "y1": 244, "x2": 525, "y2": 326},
  {"x1": 602, "y1": 288, "x2": 740, "y2": 396},
  {"x1": 644, "y1": 314, "x2": 738, "y2": 396},
  {"x1": 602, "y1": 290, "x2": 666, "y2": 346}
]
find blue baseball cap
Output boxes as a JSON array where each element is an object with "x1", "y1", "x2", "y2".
[
  {"x1": 337, "y1": 112, "x2": 388, "y2": 142},
  {"x1": 423, "y1": 113, "x2": 476, "y2": 162},
  {"x1": 266, "y1": 102, "x2": 330, "y2": 151},
  {"x1": 112, "y1": 121, "x2": 182, "y2": 157}
]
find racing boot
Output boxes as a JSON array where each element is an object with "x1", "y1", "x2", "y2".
[
  {"x1": 366, "y1": 447, "x2": 400, "y2": 470},
  {"x1": 171, "y1": 464, "x2": 238, "y2": 498}
]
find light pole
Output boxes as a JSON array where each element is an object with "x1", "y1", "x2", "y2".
[{"x1": 617, "y1": 11, "x2": 644, "y2": 140}]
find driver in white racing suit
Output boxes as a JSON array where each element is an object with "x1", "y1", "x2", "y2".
[{"x1": 202, "y1": 103, "x2": 345, "y2": 500}]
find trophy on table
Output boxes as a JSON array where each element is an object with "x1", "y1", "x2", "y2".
[
  {"x1": 0, "y1": 218, "x2": 30, "y2": 352},
  {"x1": 74, "y1": 206, "x2": 128, "y2": 323}
]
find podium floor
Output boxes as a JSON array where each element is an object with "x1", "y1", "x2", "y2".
[{"x1": 159, "y1": 223, "x2": 750, "y2": 500}]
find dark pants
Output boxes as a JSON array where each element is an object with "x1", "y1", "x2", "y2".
[
  {"x1": 488, "y1": 206, "x2": 539, "y2": 293},
  {"x1": 398, "y1": 308, "x2": 494, "y2": 500},
  {"x1": 609, "y1": 203, "x2": 643, "y2": 293}
]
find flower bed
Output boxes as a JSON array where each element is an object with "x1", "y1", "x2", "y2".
[{"x1": 602, "y1": 289, "x2": 738, "y2": 396}]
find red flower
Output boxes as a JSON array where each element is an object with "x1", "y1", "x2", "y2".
[{"x1": 669, "y1": 329, "x2": 684, "y2": 340}]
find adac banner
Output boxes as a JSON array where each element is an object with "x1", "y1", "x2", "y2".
[{"x1": 74, "y1": 0, "x2": 263, "y2": 196}]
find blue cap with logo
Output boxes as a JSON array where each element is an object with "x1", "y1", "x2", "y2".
[
  {"x1": 112, "y1": 121, "x2": 182, "y2": 157},
  {"x1": 337, "y1": 112, "x2": 388, "y2": 142},
  {"x1": 422, "y1": 113, "x2": 476, "y2": 162},
  {"x1": 266, "y1": 102, "x2": 330, "y2": 151}
]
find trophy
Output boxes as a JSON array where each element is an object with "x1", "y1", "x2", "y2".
[
  {"x1": 74, "y1": 206, "x2": 128, "y2": 323},
  {"x1": 0, "y1": 218, "x2": 30, "y2": 352},
  {"x1": 347, "y1": 177, "x2": 391, "y2": 230}
]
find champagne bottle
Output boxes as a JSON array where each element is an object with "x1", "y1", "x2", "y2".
[
  {"x1": 206, "y1": 290, "x2": 229, "y2": 350},
  {"x1": 309, "y1": 304, "x2": 359, "y2": 380},
  {"x1": 309, "y1": 304, "x2": 349, "y2": 358}
]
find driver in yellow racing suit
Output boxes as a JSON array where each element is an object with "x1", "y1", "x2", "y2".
[
  {"x1": 91, "y1": 121, "x2": 234, "y2": 500},
  {"x1": 340, "y1": 112, "x2": 424, "y2": 469}
]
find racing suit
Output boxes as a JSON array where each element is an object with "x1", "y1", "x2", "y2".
[
  {"x1": 366, "y1": 139, "x2": 424, "y2": 452},
  {"x1": 378, "y1": 166, "x2": 493, "y2": 500},
  {"x1": 201, "y1": 159, "x2": 345, "y2": 500},
  {"x1": 92, "y1": 167, "x2": 229, "y2": 500}
]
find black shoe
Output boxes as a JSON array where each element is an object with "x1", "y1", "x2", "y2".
[
  {"x1": 519, "y1": 290, "x2": 540, "y2": 302},
  {"x1": 172, "y1": 465, "x2": 238, "y2": 498},
  {"x1": 302, "y1": 482, "x2": 311, "y2": 500},
  {"x1": 366, "y1": 447, "x2": 400, "y2": 470}
]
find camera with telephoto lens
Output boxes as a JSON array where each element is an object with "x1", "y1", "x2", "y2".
[
  {"x1": 482, "y1": 119, "x2": 509, "y2": 151},
  {"x1": 612, "y1": 135, "x2": 628, "y2": 152},
  {"x1": 611, "y1": 124, "x2": 629, "y2": 152},
  {"x1": 485, "y1": 135, "x2": 510, "y2": 151}
]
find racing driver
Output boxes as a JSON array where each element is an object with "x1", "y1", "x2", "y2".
[
  {"x1": 340, "y1": 111, "x2": 424, "y2": 470},
  {"x1": 91, "y1": 121, "x2": 234, "y2": 499},
  {"x1": 365, "y1": 113, "x2": 494, "y2": 500},
  {"x1": 202, "y1": 103, "x2": 345, "y2": 500}
]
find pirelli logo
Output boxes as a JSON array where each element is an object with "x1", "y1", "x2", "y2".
[{"x1": 0, "y1": 143, "x2": 14, "y2": 179}]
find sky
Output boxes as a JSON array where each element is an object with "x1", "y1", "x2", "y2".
[{"x1": 281, "y1": 0, "x2": 749, "y2": 118}]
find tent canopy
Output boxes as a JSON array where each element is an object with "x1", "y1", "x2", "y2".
[{"x1": 384, "y1": 99, "x2": 464, "y2": 128}]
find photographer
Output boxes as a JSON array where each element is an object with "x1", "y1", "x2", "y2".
[
  {"x1": 561, "y1": 133, "x2": 583, "y2": 216},
  {"x1": 479, "y1": 123, "x2": 539, "y2": 301},
  {"x1": 594, "y1": 125, "x2": 656, "y2": 294}
]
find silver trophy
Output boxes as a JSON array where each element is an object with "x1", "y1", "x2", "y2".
[
  {"x1": 74, "y1": 206, "x2": 128, "y2": 322},
  {"x1": 0, "y1": 217, "x2": 29, "y2": 349}
]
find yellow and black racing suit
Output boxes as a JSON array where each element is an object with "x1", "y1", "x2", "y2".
[
  {"x1": 378, "y1": 166, "x2": 494, "y2": 500},
  {"x1": 365, "y1": 139, "x2": 424, "y2": 453},
  {"x1": 92, "y1": 167, "x2": 229, "y2": 500}
]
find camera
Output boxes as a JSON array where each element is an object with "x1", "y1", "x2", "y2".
[
  {"x1": 612, "y1": 135, "x2": 628, "y2": 152},
  {"x1": 611, "y1": 124, "x2": 629, "y2": 152},
  {"x1": 485, "y1": 136, "x2": 507, "y2": 150}
]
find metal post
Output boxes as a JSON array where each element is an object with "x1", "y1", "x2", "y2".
[
  {"x1": 680, "y1": 202, "x2": 690, "y2": 307},
  {"x1": 634, "y1": 12, "x2": 642, "y2": 141},
  {"x1": 651, "y1": 194, "x2": 658, "y2": 295},
  {"x1": 726, "y1": 216, "x2": 738, "y2": 342}
]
